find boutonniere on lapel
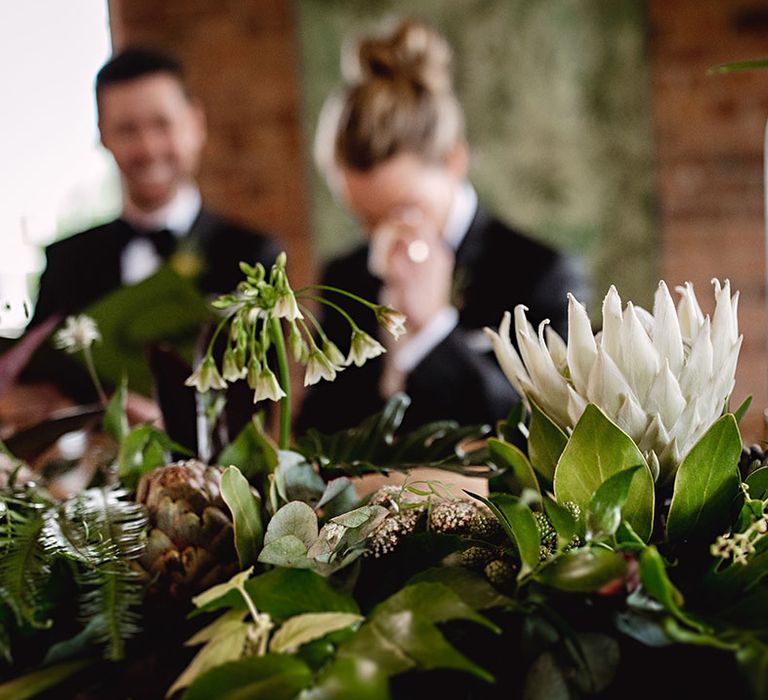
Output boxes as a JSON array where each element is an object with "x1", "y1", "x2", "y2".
[
  {"x1": 169, "y1": 241, "x2": 204, "y2": 280},
  {"x1": 451, "y1": 265, "x2": 470, "y2": 313}
]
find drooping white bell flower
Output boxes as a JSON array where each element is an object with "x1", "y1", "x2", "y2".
[{"x1": 485, "y1": 279, "x2": 742, "y2": 483}]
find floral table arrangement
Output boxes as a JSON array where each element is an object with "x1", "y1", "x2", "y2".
[{"x1": 0, "y1": 255, "x2": 766, "y2": 699}]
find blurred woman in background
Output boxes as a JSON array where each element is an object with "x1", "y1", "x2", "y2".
[{"x1": 297, "y1": 17, "x2": 587, "y2": 433}]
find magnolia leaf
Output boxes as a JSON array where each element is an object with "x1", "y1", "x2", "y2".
[
  {"x1": 217, "y1": 417, "x2": 278, "y2": 480},
  {"x1": 527, "y1": 399, "x2": 567, "y2": 482},
  {"x1": 0, "y1": 660, "x2": 93, "y2": 700},
  {"x1": 182, "y1": 654, "x2": 313, "y2": 700},
  {"x1": 585, "y1": 465, "x2": 643, "y2": 542},
  {"x1": 488, "y1": 438, "x2": 541, "y2": 499},
  {"x1": 667, "y1": 414, "x2": 741, "y2": 542},
  {"x1": 746, "y1": 467, "x2": 768, "y2": 501},
  {"x1": 536, "y1": 547, "x2": 627, "y2": 593},
  {"x1": 554, "y1": 404, "x2": 654, "y2": 541},
  {"x1": 192, "y1": 567, "x2": 254, "y2": 609},
  {"x1": 103, "y1": 375, "x2": 129, "y2": 443},
  {"x1": 264, "y1": 501, "x2": 318, "y2": 547},
  {"x1": 168, "y1": 611, "x2": 250, "y2": 697},
  {"x1": 220, "y1": 466, "x2": 263, "y2": 568},
  {"x1": 269, "y1": 612, "x2": 363, "y2": 654},
  {"x1": 258, "y1": 535, "x2": 311, "y2": 569}
]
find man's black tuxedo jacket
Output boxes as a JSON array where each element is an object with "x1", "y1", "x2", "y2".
[
  {"x1": 32, "y1": 209, "x2": 279, "y2": 324},
  {"x1": 296, "y1": 208, "x2": 587, "y2": 434}
]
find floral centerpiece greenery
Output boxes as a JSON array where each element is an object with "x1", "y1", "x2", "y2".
[{"x1": 1, "y1": 256, "x2": 768, "y2": 699}]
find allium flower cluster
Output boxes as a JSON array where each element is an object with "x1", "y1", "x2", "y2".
[
  {"x1": 54, "y1": 315, "x2": 101, "y2": 354},
  {"x1": 486, "y1": 279, "x2": 742, "y2": 481}
]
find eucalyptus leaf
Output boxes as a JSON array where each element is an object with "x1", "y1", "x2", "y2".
[
  {"x1": 553, "y1": 404, "x2": 654, "y2": 541},
  {"x1": 316, "y1": 477, "x2": 357, "y2": 517},
  {"x1": 522, "y1": 652, "x2": 570, "y2": 700},
  {"x1": 488, "y1": 438, "x2": 541, "y2": 499},
  {"x1": 258, "y1": 535, "x2": 311, "y2": 569},
  {"x1": 585, "y1": 465, "x2": 643, "y2": 542},
  {"x1": 269, "y1": 612, "x2": 363, "y2": 653},
  {"x1": 217, "y1": 417, "x2": 278, "y2": 480},
  {"x1": 528, "y1": 399, "x2": 567, "y2": 482},
  {"x1": 220, "y1": 466, "x2": 263, "y2": 568},
  {"x1": 667, "y1": 414, "x2": 741, "y2": 542},
  {"x1": 182, "y1": 654, "x2": 313, "y2": 700},
  {"x1": 274, "y1": 451, "x2": 326, "y2": 504},
  {"x1": 536, "y1": 547, "x2": 627, "y2": 593},
  {"x1": 264, "y1": 501, "x2": 318, "y2": 548}
]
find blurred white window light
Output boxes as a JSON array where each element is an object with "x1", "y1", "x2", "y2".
[{"x1": 0, "y1": 1, "x2": 119, "y2": 338}]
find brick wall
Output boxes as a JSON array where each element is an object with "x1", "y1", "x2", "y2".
[
  {"x1": 107, "y1": 0, "x2": 313, "y2": 290},
  {"x1": 650, "y1": 0, "x2": 768, "y2": 441}
]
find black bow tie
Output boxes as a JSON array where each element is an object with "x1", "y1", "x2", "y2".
[{"x1": 137, "y1": 228, "x2": 178, "y2": 257}]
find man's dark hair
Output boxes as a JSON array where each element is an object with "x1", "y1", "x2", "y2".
[{"x1": 95, "y1": 46, "x2": 187, "y2": 97}]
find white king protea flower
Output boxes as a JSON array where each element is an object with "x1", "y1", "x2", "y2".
[{"x1": 485, "y1": 279, "x2": 742, "y2": 482}]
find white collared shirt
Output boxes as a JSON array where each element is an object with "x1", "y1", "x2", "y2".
[
  {"x1": 120, "y1": 184, "x2": 202, "y2": 285},
  {"x1": 389, "y1": 182, "x2": 478, "y2": 374}
]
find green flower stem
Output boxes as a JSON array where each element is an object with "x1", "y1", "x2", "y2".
[
  {"x1": 83, "y1": 346, "x2": 107, "y2": 406},
  {"x1": 297, "y1": 284, "x2": 378, "y2": 312},
  {"x1": 269, "y1": 316, "x2": 291, "y2": 450},
  {"x1": 300, "y1": 295, "x2": 360, "y2": 332},
  {"x1": 206, "y1": 311, "x2": 237, "y2": 356}
]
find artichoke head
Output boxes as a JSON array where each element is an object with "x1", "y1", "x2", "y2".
[{"x1": 135, "y1": 460, "x2": 238, "y2": 599}]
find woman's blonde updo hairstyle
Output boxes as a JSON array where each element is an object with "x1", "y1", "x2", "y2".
[{"x1": 315, "y1": 18, "x2": 465, "y2": 176}]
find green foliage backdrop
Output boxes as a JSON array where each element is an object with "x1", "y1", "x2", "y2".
[{"x1": 295, "y1": 0, "x2": 657, "y2": 309}]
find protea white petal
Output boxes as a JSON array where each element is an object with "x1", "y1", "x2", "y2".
[
  {"x1": 652, "y1": 281, "x2": 684, "y2": 374},
  {"x1": 566, "y1": 293, "x2": 596, "y2": 394},
  {"x1": 645, "y1": 359, "x2": 686, "y2": 430},
  {"x1": 619, "y1": 303, "x2": 659, "y2": 402},
  {"x1": 600, "y1": 285, "x2": 623, "y2": 364},
  {"x1": 675, "y1": 282, "x2": 705, "y2": 342},
  {"x1": 566, "y1": 385, "x2": 588, "y2": 426},
  {"x1": 711, "y1": 279, "x2": 739, "y2": 368},
  {"x1": 615, "y1": 392, "x2": 649, "y2": 443},
  {"x1": 586, "y1": 346, "x2": 636, "y2": 417},
  {"x1": 545, "y1": 325, "x2": 568, "y2": 372},
  {"x1": 485, "y1": 313, "x2": 533, "y2": 399},
  {"x1": 678, "y1": 317, "x2": 714, "y2": 399}
]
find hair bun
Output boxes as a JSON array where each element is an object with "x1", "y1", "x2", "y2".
[{"x1": 344, "y1": 18, "x2": 453, "y2": 95}]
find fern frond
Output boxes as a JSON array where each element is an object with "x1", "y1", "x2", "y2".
[
  {"x1": 79, "y1": 561, "x2": 143, "y2": 661},
  {"x1": 0, "y1": 513, "x2": 52, "y2": 629}
]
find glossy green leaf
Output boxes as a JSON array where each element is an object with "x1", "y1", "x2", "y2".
[
  {"x1": 269, "y1": 612, "x2": 363, "y2": 653},
  {"x1": 182, "y1": 654, "x2": 313, "y2": 700},
  {"x1": 220, "y1": 466, "x2": 263, "y2": 568},
  {"x1": 0, "y1": 659, "x2": 92, "y2": 700},
  {"x1": 217, "y1": 417, "x2": 278, "y2": 480},
  {"x1": 554, "y1": 404, "x2": 654, "y2": 541},
  {"x1": 543, "y1": 498, "x2": 578, "y2": 549},
  {"x1": 733, "y1": 395, "x2": 753, "y2": 424},
  {"x1": 103, "y1": 375, "x2": 129, "y2": 443},
  {"x1": 373, "y1": 582, "x2": 498, "y2": 632},
  {"x1": 248, "y1": 568, "x2": 359, "y2": 621},
  {"x1": 667, "y1": 414, "x2": 741, "y2": 542},
  {"x1": 408, "y1": 567, "x2": 514, "y2": 611},
  {"x1": 168, "y1": 610, "x2": 250, "y2": 697},
  {"x1": 585, "y1": 465, "x2": 643, "y2": 542},
  {"x1": 488, "y1": 438, "x2": 541, "y2": 499},
  {"x1": 638, "y1": 546, "x2": 687, "y2": 619},
  {"x1": 468, "y1": 492, "x2": 540, "y2": 577},
  {"x1": 304, "y1": 656, "x2": 390, "y2": 700},
  {"x1": 528, "y1": 399, "x2": 567, "y2": 482},
  {"x1": 746, "y1": 466, "x2": 768, "y2": 500},
  {"x1": 536, "y1": 547, "x2": 627, "y2": 593}
]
